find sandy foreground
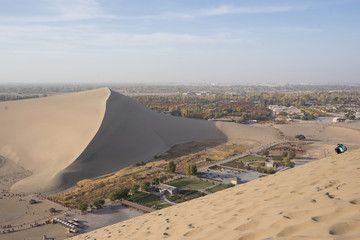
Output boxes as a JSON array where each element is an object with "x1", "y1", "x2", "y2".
[{"x1": 71, "y1": 149, "x2": 360, "y2": 240}]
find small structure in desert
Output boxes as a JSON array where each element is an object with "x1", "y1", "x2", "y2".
[
  {"x1": 265, "y1": 160, "x2": 279, "y2": 168},
  {"x1": 28, "y1": 199, "x2": 37, "y2": 204},
  {"x1": 231, "y1": 177, "x2": 241, "y2": 185},
  {"x1": 333, "y1": 117, "x2": 347, "y2": 123},
  {"x1": 158, "y1": 184, "x2": 179, "y2": 196}
]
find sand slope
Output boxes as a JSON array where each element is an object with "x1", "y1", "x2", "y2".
[
  {"x1": 0, "y1": 88, "x2": 277, "y2": 193},
  {"x1": 49, "y1": 90, "x2": 227, "y2": 192},
  {"x1": 0, "y1": 88, "x2": 110, "y2": 193},
  {"x1": 0, "y1": 89, "x2": 227, "y2": 193},
  {"x1": 72, "y1": 149, "x2": 360, "y2": 240}
]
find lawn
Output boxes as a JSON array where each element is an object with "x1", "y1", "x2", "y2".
[
  {"x1": 208, "y1": 184, "x2": 235, "y2": 193},
  {"x1": 238, "y1": 155, "x2": 267, "y2": 162},
  {"x1": 221, "y1": 160, "x2": 245, "y2": 169},
  {"x1": 167, "y1": 177, "x2": 213, "y2": 190},
  {"x1": 167, "y1": 190, "x2": 205, "y2": 203},
  {"x1": 129, "y1": 191, "x2": 148, "y2": 200},
  {"x1": 135, "y1": 194, "x2": 162, "y2": 207},
  {"x1": 157, "y1": 203, "x2": 172, "y2": 209},
  {"x1": 248, "y1": 162, "x2": 265, "y2": 168}
]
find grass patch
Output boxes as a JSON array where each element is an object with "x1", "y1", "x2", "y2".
[
  {"x1": 167, "y1": 190, "x2": 205, "y2": 203},
  {"x1": 167, "y1": 177, "x2": 213, "y2": 190},
  {"x1": 221, "y1": 160, "x2": 246, "y2": 169},
  {"x1": 129, "y1": 191, "x2": 148, "y2": 200},
  {"x1": 135, "y1": 194, "x2": 162, "y2": 207},
  {"x1": 238, "y1": 155, "x2": 267, "y2": 162},
  {"x1": 248, "y1": 162, "x2": 265, "y2": 168},
  {"x1": 157, "y1": 203, "x2": 172, "y2": 209},
  {"x1": 208, "y1": 184, "x2": 235, "y2": 193}
]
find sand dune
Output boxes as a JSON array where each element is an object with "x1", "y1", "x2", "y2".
[
  {"x1": 47, "y1": 89, "x2": 228, "y2": 192},
  {"x1": 1, "y1": 88, "x2": 270, "y2": 194},
  {"x1": 0, "y1": 88, "x2": 278, "y2": 194},
  {"x1": 0, "y1": 88, "x2": 226, "y2": 193},
  {"x1": 0, "y1": 88, "x2": 110, "y2": 193},
  {"x1": 71, "y1": 148, "x2": 360, "y2": 240}
]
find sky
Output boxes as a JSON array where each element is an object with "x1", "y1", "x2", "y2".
[{"x1": 0, "y1": 0, "x2": 359, "y2": 85}]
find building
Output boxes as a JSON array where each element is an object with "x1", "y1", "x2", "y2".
[
  {"x1": 268, "y1": 105, "x2": 303, "y2": 116},
  {"x1": 158, "y1": 184, "x2": 179, "y2": 196},
  {"x1": 333, "y1": 117, "x2": 347, "y2": 123},
  {"x1": 265, "y1": 161, "x2": 279, "y2": 168},
  {"x1": 231, "y1": 177, "x2": 241, "y2": 185}
]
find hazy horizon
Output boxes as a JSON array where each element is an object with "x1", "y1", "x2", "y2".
[{"x1": 0, "y1": 0, "x2": 359, "y2": 85}]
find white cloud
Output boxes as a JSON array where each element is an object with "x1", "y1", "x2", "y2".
[
  {"x1": 203, "y1": 5, "x2": 304, "y2": 16},
  {"x1": 0, "y1": 0, "x2": 117, "y2": 22},
  {"x1": 0, "y1": 23, "x2": 253, "y2": 55},
  {"x1": 130, "y1": 4, "x2": 308, "y2": 20}
]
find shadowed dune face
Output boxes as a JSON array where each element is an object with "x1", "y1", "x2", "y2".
[
  {"x1": 0, "y1": 88, "x2": 110, "y2": 193},
  {"x1": 71, "y1": 149, "x2": 360, "y2": 240},
  {"x1": 0, "y1": 88, "x2": 227, "y2": 193}
]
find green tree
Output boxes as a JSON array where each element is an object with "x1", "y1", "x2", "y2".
[
  {"x1": 184, "y1": 163, "x2": 197, "y2": 176},
  {"x1": 92, "y1": 199, "x2": 105, "y2": 209},
  {"x1": 141, "y1": 181, "x2": 150, "y2": 191},
  {"x1": 152, "y1": 177, "x2": 160, "y2": 185},
  {"x1": 130, "y1": 184, "x2": 140, "y2": 194},
  {"x1": 109, "y1": 188, "x2": 129, "y2": 201},
  {"x1": 282, "y1": 157, "x2": 295, "y2": 168},
  {"x1": 263, "y1": 150, "x2": 269, "y2": 157},
  {"x1": 282, "y1": 151, "x2": 288, "y2": 158},
  {"x1": 78, "y1": 203, "x2": 88, "y2": 213},
  {"x1": 288, "y1": 151, "x2": 296, "y2": 160},
  {"x1": 164, "y1": 161, "x2": 176, "y2": 173},
  {"x1": 295, "y1": 134, "x2": 306, "y2": 140}
]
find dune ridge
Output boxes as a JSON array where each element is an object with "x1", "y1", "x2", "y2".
[
  {"x1": 71, "y1": 149, "x2": 360, "y2": 240},
  {"x1": 1, "y1": 88, "x2": 231, "y2": 193},
  {"x1": 48, "y1": 89, "x2": 228, "y2": 192}
]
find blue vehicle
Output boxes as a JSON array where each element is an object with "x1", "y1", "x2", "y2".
[{"x1": 335, "y1": 144, "x2": 347, "y2": 154}]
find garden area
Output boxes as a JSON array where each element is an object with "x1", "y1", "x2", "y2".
[
  {"x1": 135, "y1": 194, "x2": 163, "y2": 208},
  {"x1": 167, "y1": 177, "x2": 213, "y2": 190},
  {"x1": 167, "y1": 190, "x2": 205, "y2": 203},
  {"x1": 207, "y1": 184, "x2": 235, "y2": 193},
  {"x1": 237, "y1": 155, "x2": 267, "y2": 162}
]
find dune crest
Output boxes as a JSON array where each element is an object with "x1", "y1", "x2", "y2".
[
  {"x1": 49, "y1": 89, "x2": 227, "y2": 192},
  {"x1": 0, "y1": 88, "x2": 229, "y2": 193},
  {"x1": 71, "y1": 149, "x2": 360, "y2": 240}
]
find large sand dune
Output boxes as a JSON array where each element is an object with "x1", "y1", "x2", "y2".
[
  {"x1": 0, "y1": 88, "x2": 110, "y2": 193},
  {"x1": 72, "y1": 148, "x2": 360, "y2": 240},
  {"x1": 0, "y1": 88, "x2": 276, "y2": 194}
]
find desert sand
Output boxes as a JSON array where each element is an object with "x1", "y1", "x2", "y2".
[
  {"x1": 71, "y1": 149, "x2": 360, "y2": 240},
  {"x1": 0, "y1": 88, "x2": 279, "y2": 194},
  {"x1": 0, "y1": 87, "x2": 110, "y2": 193}
]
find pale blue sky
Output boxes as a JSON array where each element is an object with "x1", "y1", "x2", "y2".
[{"x1": 0, "y1": 0, "x2": 359, "y2": 84}]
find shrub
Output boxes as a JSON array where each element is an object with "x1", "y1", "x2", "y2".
[
  {"x1": 288, "y1": 151, "x2": 296, "y2": 159},
  {"x1": 152, "y1": 177, "x2": 160, "y2": 185},
  {"x1": 141, "y1": 181, "x2": 150, "y2": 191},
  {"x1": 78, "y1": 203, "x2": 88, "y2": 212},
  {"x1": 184, "y1": 163, "x2": 197, "y2": 176},
  {"x1": 295, "y1": 134, "x2": 306, "y2": 140},
  {"x1": 130, "y1": 184, "x2": 140, "y2": 194},
  {"x1": 109, "y1": 188, "x2": 129, "y2": 201},
  {"x1": 164, "y1": 161, "x2": 176, "y2": 173},
  {"x1": 92, "y1": 199, "x2": 105, "y2": 209}
]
